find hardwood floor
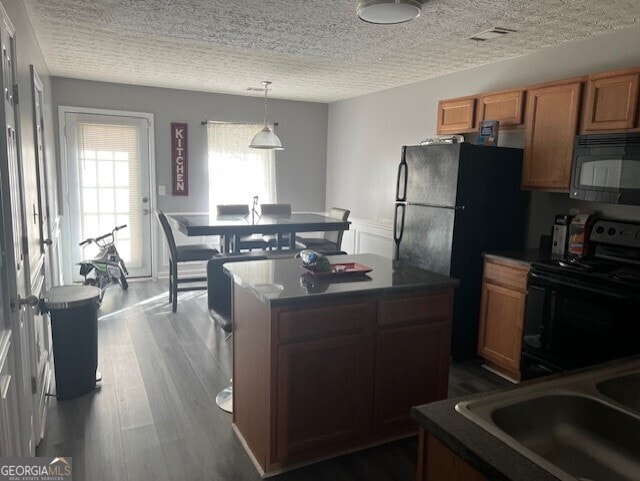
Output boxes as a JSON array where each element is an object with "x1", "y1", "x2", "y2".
[{"x1": 37, "y1": 280, "x2": 509, "y2": 480}]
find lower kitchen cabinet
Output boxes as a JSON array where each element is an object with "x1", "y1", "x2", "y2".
[
  {"x1": 477, "y1": 258, "x2": 529, "y2": 382},
  {"x1": 373, "y1": 318, "x2": 451, "y2": 436},
  {"x1": 276, "y1": 331, "x2": 374, "y2": 460},
  {"x1": 417, "y1": 429, "x2": 487, "y2": 481},
  {"x1": 232, "y1": 283, "x2": 454, "y2": 475}
]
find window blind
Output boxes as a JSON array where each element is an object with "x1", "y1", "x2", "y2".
[{"x1": 76, "y1": 122, "x2": 141, "y2": 266}]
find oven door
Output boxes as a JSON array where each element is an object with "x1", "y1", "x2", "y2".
[{"x1": 521, "y1": 271, "x2": 640, "y2": 379}]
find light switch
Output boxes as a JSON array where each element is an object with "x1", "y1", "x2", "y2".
[{"x1": 158, "y1": 185, "x2": 166, "y2": 196}]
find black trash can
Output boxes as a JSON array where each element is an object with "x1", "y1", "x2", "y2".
[{"x1": 43, "y1": 285, "x2": 101, "y2": 400}]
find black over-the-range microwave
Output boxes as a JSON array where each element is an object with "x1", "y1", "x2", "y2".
[{"x1": 570, "y1": 132, "x2": 640, "y2": 205}]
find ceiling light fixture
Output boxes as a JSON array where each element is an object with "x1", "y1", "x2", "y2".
[
  {"x1": 357, "y1": 0, "x2": 422, "y2": 25},
  {"x1": 249, "y1": 81, "x2": 283, "y2": 150}
]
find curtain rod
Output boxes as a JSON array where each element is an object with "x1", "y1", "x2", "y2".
[{"x1": 201, "y1": 119, "x2": 278, "y2": 126}]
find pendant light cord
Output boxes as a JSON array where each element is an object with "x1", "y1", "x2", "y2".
[{"x1": 263, "y1": 82, "x2": 269, "y2": 127}]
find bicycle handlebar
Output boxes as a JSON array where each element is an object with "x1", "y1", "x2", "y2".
[{"x1": 79, "y1": 224, "x2": 128, "y2": 246}]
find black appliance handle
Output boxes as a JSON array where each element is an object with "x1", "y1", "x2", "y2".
[
  {"x1": 393, "y1": 203, "x2": 405, "y2": 259},
  {"x1": 396, "y1": 146, "x2": 408, "y2": 202},
  {"x1": 529, "y1": 272, "x2": 630, "y2": 300}
]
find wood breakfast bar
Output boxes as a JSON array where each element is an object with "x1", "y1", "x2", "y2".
[{"x1": 223, "y1": 253, "x2": 459, "y2": 476}]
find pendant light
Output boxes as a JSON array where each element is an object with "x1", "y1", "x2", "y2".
[
  {"x1": 249, "y1": 81, "x2": 283, "y2": 150},
  {"x1": 357, "y1": 0, "x2": 422, "y2": 25}
]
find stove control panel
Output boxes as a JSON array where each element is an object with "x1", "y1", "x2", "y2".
[{"x1": 590, "y1": 220, "x2": 640, "y2": 248}]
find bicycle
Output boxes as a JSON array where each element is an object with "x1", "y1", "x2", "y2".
[{"x1": 77, "y1": 224, "x2": 129, "y2": 303}]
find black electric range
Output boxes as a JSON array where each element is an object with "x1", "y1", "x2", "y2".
[{"x1": 522, "y1": 219, "x2": 640, "y2": 379}]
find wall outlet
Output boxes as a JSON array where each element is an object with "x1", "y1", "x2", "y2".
[{"x1": 158, "y1": 184, "x2": 166, "y2": 196}]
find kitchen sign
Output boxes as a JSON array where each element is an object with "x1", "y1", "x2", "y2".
[{"x1": 171, "y1": 122, "x2": 188, "y2": 195}]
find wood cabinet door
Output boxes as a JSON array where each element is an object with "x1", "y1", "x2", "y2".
[
  {"x1": 522, "y1": 81, "x2": 582, "y2": 191},
  {"x1": 437, "y1": 97, "x2": 476, "y2": 134},
  {"x1": 582, "y1": 72, "x2": 639, "y2": 132},
  {"x1": 418, "y1": 430, "x2": 487, "y2": 481},
  {"x1": 373, "y1": 321, "x2": 451, "y2": 436},
  {"x1": 275, "y1": 333, "x2": 374, "y2": 462},
  {"x1": 477, "y1": 281, "x2": 526, "y2": 378},
  {"x1": 478, "y1": 89, "x2": 525, "y2": 127}
]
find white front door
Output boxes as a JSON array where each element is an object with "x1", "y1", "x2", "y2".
[
  {"x1": 62, "y1": 110, "x2": 153, "y2": 281},
  {"x1": 0, "y1": 6, "x2": 35, "y2": 456}
]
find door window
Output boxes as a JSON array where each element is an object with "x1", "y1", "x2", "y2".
[{"x1": 64, "y1": 112, "x2": 152, "y2": 280}]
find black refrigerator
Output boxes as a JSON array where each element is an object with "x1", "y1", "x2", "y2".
[{"x1": 393, "y1": 143, "x2": 529, "y2": 361}]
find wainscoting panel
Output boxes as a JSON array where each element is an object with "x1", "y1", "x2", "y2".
[
  {"x1": 155, "y1": 213, "x2": 394, "y2": 278},
  {"x1": 342, "y1": 218, "x2": 393, "y2": 258}
]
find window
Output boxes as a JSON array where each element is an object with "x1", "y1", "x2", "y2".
[
  {"x1": 207, "y1": 122, "x2": 276, "y2": 212},
  {"x1": 76, "y1": 122, "x2": 140, "y2": 264}
]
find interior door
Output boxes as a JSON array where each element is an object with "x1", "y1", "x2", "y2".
[
  {"x1": 0, "y1": 8, "x2": 35, "y2": 456},
  {"x1": 64, "y1": 111, "x2": 152, "y2": 280},
  {"x1": 28, "y1": 65, "x2": 52, "y2": 445}
]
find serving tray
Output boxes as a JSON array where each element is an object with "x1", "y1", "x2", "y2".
[{"x1": 302, "y1": 262, "x2": 372, "y2": 277}]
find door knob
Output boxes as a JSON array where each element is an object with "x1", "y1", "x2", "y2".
[
  {"x1": 43, "y1": 239, "x2": 53, "y2": 246},
  {"x1": 19, "y1": 294, "x2": 41, "y2": 309},
  {"x1": 142, "y1": 197, "x2": 148, "y2": 203},
  {"x1": 142, "y1": 209, "x2": 149, "y2": 215}
]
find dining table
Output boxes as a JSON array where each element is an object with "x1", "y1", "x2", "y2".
[{"x1": 168, "y1": 212, "x2": 351, "y2": 253}]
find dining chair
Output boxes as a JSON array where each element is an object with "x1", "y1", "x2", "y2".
[
  {"x1": 296, "y1": 207, "x2": 350, "y2": 253},
  {"x1": 260, "y1": 203, "x2": 292, "y2": 249},
  {"x1": 156, "y1": 210, "x2": 219, "y2": 313},
  {"x1": 216, "y1": 204, "x2": 269, "y2": 251}
]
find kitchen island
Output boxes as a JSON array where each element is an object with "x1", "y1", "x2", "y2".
[{"x1": 223, "y1": 253, "x2": 458, "y2": 476}]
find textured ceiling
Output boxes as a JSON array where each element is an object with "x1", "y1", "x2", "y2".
[{"x1": 22, "y1": 0, "x2": 640, "y2": 103}]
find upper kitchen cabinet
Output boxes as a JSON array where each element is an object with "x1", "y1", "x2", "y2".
[
  {"x1": 437, "y1": 97, "x2": 476, "y2": 134},
  {"x1": 581, "y1": 67, "x2": 640, "y2": 133},
  {"x1": 521, "y1": 79, "x2": 582, "y2": 191},
  {"x1": 477, "y1": 89, "x2": 525, "y2": 128}
]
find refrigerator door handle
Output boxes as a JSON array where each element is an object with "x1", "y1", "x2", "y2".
[
  {"x1": 396, "y1": 147, "x2": 408, "y2": 201},
  {"x1": 393, "y1": 203, "x2": 405, "y2": 258},
  {"x1": 406, "y1": 202, "x2": 466, "y2": 210}
]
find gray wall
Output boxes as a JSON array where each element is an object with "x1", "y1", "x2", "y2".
[
  {"x1": 51, "y1": 78, "x2": 328, "y2": 214},
  {"x1": 327, "y1": 27, "x2": 640, "y2": 248}
]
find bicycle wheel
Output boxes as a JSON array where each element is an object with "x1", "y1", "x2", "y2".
[{"x1": 118, "y1": 272, "x2": 129, "y2": 290}]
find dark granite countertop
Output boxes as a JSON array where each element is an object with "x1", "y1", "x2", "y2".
[
  {"x1": 411, "y1": 390, "x2": 559, "y2": 481},
  {"x1": 411, "y1": 355, "x2": 640, "y2": 481},
  {"x1": 224, "y1": 253, "x2": 459, "y2": 306}
]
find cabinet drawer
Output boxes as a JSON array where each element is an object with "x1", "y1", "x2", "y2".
[
  {"x1": 483, "y1": 260, "x2": 528, "y2": 292},
  {"x1": 278, "y1": 302, "x2": 373, "y2": 343},
  {"x1": 377, "y1": 291, "x2": 452, "y2": 327}
]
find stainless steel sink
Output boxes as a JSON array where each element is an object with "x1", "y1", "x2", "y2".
[
  {"x1": 456, "y1": 359, "x2": 640, "y2": 481},
  {"x1": 597, "y1": 372, "x2": 640, "y2": 413}
]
